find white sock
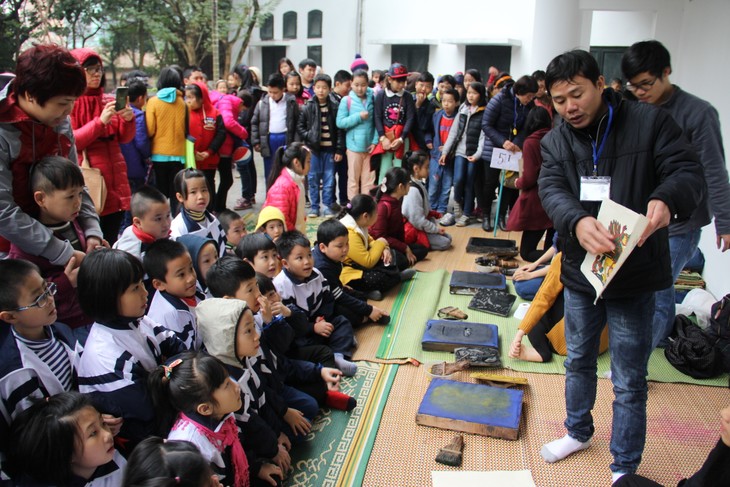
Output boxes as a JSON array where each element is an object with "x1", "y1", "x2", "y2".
[
  {"x1": 334, "y1": 353, "x2": 358, "y2": 377},
  {"x1": 611, "y1": 472, "x2": 626, "y2": 484},
  {"x1": 540, "y1": 434, "x2": 591, "y2": 463}
]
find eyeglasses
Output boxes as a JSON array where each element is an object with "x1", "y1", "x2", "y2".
[
  {"x1": 13, "y1": 282, "x2": 57, "y2": 312},
  {"x1": 626, "y1": 77, "x2": 658, "y2": 93},
  {"x1": 84, "y1": 65, "x2": 103, "y2": 75}
]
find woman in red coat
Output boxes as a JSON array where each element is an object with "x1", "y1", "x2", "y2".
[
  {"x1": 70, "y1": 48, "x2": 134, "y2": 245},
  {"x1": 505, "y1": 106, "x2": 554, "y2": 262}
]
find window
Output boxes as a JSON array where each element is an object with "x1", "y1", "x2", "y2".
[
  {"x1": 262, "y1": 46, "x2": 287, "y2": 81},
  {"x1": 308, "y1": 10, "x2": 322, "y2": 38},
  {"x1": 259, "y1": 15, "x2": 273, "y2": 41},
  {"x1": 391, "y1": 45, "x2": 429, "y2": 73},
  {"x1": 283, "y1": 11, "x2": 297, "y2": 39},
  {"x1": 465, "y1": 45, "x2": 512, "y2": 79},
  {"x1": 308, "y1": 46, "x2": 322, "y2": 67}
]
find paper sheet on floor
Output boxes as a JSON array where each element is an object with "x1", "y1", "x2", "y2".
[{"x1": 431, "y1": 470, "x2": 536, "y2": 487}]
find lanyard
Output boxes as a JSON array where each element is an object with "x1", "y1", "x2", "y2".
[
  {"x1": 591, "y1": 103, "x2": 614, "y2": 176},
  {"x1": 512, "y1": 95, "x2": 519, "y2": 137}
]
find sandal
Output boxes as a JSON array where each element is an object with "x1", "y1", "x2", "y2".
[{"x1": 438, "y1": 306, "x2": 468, "y2": 320}]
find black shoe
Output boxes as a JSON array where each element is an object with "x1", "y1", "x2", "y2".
[
  {"x1": 482, "y1": 218, "x2": 494, "y2": 232},
  {"x1": 498, "y1": 216, "x2": 507, "y2": 231},
  {"x1": 376, "y1": 315, "x2": 391, "y2": 325}
]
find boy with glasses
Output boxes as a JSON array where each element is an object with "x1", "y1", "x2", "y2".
[
  {"x1": 622, "y1": 40, "x2": 730, "y2": 349},
  {"x1": 0, "y1": 259, "x2": 76, "y2": 454}
]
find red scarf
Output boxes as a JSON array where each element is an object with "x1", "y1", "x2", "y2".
[
  {"x1": 174, "y1": 414, "x2": 249, "y2": 487},
  {"x1": 131, "y1": 225, "x2": 157, "y2": 244}
]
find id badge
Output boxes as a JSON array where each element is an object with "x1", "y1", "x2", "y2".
[{"x1": 580, "y1": 176, "x2": 611, "y2": 201}]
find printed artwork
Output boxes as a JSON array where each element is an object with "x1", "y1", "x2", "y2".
[{"x1": 580, "y1": 199, "x2": 649, "y2": 303}]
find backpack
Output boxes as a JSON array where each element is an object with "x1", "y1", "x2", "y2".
[
  {"x1": 705, "y1": 293, "x2": 730, "y2": 372},
  {"x1": 664, "y1": 314, "x2": 724, "y2": 379}
]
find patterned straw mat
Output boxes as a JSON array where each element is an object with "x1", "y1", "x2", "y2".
[{"x1": 362, "y1": 365, "x2": 728, "y2": 487}]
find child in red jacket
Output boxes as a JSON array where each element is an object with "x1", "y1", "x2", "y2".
[{"x1": 370, "y1": 166, "x2": 428, "y2": 271}]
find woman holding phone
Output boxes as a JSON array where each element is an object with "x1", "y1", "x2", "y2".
[{"x1": 70, "y1": 48, "x2": 135, "y2": 245}]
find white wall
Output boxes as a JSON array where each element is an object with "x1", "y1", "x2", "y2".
[{"x1": 590, "y1": 10, "x2": 656, "y2": 46}]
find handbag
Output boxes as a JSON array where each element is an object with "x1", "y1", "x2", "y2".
[
  {"x1": 503, "y1": 170, "x2": 519, "y2": 189},
  {"x1": 80, "y1": 152, "x2": 107, "y2": 214}
]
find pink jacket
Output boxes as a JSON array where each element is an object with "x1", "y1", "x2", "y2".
[
  {"x1": 215, "y1": 94, "x2": 248, "y2": 157},
  {"x1": 263, "y1": 169, "x2": 300, "y2": 232}
]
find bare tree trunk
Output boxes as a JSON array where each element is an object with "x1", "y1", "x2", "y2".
[{"x1": 233, "y1": 0, "x2": 258, "y2": 68}]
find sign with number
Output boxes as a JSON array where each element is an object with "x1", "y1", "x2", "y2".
[{"x1": 490, "y1": 148, "x2": 521, "y2": 171}]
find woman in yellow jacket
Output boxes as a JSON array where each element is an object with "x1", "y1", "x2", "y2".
[
  {"x1": 338, "y1": 195, "x2": 404, "y2": 301},
  {"x1": 146, "y1": 66, "x2": 186, "y2": 214},
  {"x1": 509, "y1": 252, "x2": 609, "y2": 362}
]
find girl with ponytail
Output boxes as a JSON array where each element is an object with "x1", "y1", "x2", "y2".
[{"x1": 262, "y1": 142, "x2": 312, "y2": 233}]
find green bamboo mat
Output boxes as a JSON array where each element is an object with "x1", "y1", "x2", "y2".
[{"x1": 376, "y1": 270, "x2": 729, "y2": 387}]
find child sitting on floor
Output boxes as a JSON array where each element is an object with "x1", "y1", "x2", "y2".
[
  {"x1": 144, "y1": 239, "x2": 203, "y2": 350},
  {"x1": 170, "y1": 168, "x2": 227, "y2": 257},
  {"x1": 273, "y1": 231, "x2": 358, "y2": 376},
  {"x1": 115, "y1": 185, "x2": 172, "y2": 261},
  {"x1": 401, "y1": 150, "x2": 452, "y2": 251},
  {"x1": 372, "y1": 166, "x2": 428, "y2": 271},
  {"x1": 149, "y1": 351, "x2": 282, "y2": 487},
  {"x1": 255, "y1": 205, "x2": 286, "y2": 243},
  {"x1": 313, "y1": 219, "x2": 390, "y2": 326},
  {"x1": 75, "y1": 249, "x2": 187, "y2": 453},
  {"x1": 337, "y1": 194, "x2": 404, "y2": 301},
  {"x1": 6, "y1": 392, "x2": 126, "y2": 486},
  {"x1": 0, "y1": 260, "x2": 77, "y2": 451},
  {"x1": 236, "y1": 233, "x2": 281, "y2": 279},
  {"x1": 177, "y1": 234, "x2": 220, "y2": 299},
  {"x1": 217, "y1": 209, "x2": 247, "y2": 255}
]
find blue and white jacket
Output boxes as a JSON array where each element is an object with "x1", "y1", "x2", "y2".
[
  {"x1": 147, "y1": 290, "x2": 203, "y2": 351},
  {"x1": 0, "y1": 322, "x2": 76, "y2": 453},
  {"x1": 273, "y1": 268, "x2": 335, "y2": 323},
  {"x1": 75, "y1": 316, "x2": 187, "y2": 448},
  {"x1": 171, "y1": 210, "x2": 227, "y2": 258}
]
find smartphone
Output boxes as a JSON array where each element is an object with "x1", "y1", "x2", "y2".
[{"x1": 114, "y1": 87, "x2": 129, "y2": 111}]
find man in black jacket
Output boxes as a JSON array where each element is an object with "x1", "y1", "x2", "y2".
[{"x1": 536, "y1": 50, "x2": 705, "y2": 482}]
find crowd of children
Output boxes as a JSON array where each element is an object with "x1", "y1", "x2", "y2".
[{"x1": 0, "y1": 44, "x2": 570, "y2": 486}]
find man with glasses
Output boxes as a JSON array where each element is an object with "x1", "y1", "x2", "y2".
[{"x1": 622, "y1": 40, "x2": 730, "y2": 349}]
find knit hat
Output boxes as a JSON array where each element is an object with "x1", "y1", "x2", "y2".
[
  {"x1": 387, "y1": 63, "x2": 409, "y2": 79},
  {"x1": 350, "y1": 54, "x2": 369, "y2": 73},
  {"x1": 256, "y1": 206, "x2": 286, "y2": 232}
]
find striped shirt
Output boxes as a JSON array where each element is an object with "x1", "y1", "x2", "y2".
[
  {"x1": 12, "y1": 327, "x2": 73, "y2": 391},
  {"x1": 319, "y1": 103, "x2": 333, "y2": 149}
]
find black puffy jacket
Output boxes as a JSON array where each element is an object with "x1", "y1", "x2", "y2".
[
  {"x1": 296, "y1": 95, "x2": 345, "y2": 156},
  {"x1": 481, "y1": 85, "x2": 534, "y2": 161},
  {"x1": 538, "y1": 89, "x2": 705, "y2": 298}
]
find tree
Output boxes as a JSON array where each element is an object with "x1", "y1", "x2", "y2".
[
  {"x1": 217, "y1": 0, "x2": 280, "y2": 77},
  {"x1": 0, "y1": 0, "x2": 44, "y2": 70},
  {"x1": 50, "y1": 0, "x2": 104, "y2": 49}
]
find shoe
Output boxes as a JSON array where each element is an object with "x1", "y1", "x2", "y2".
[
  {"x1": 438, "y1": 306, "x2": 468, "y2": 320},
  {"x1": 234, "y1": 198, "x2": 252, "y2": 210},
  {"x1": 439, "y1": 213, "x2": 456, "y2": 226},
  {"x1": 375, "y1": 314, "x2": 391, "y2": 325},
  {"x1": 307, "y1": 210, "x2": 320, "y2": 218},
  {"x1": 482, "y1": 217, "x2": 494, "y2": 232},
  {"x1": 498, "y1": 215, "x2": 507, "y2": 231},
  {"x1": 455, "y1": 214, "x2": 472, "y2": 227},
  {"x1": 250, "y1": 195, "x2": 256, "y2": 204},
  {"x1": 399, "y1": 269, "x2": 417, "y2": 281},
  {"x1": 305, "y1": 200, "x2": 311, "y2": 208},
  {"x1": 323, "y1": 209, "x2": 336, "y2": 219},
  {"x1": 366, "y1": 290, "x2": 383, "y2": 301},
  {"x1": 453, "y1": 201, "x2": 463, "y2": 219}
]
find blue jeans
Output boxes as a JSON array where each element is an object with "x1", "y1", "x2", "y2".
[
  {"x1": 308, "y1": 151, "x2": 335, "y2": 214},
  {"x1": 263, "y1": 132, "x2": 287, "y2": 182},
  {"x1": 452, "y1": 155, "x2": 476, "y2": 216},
  {"x1": 428, "y1": 157, "x2": 453, "y2": 214},
  {"x1": 651, "y1": 228, "x2": 702, "y2": 348},
  {"x1": 563, "y1": 287, "x2": 654, "y2": 474},
  {"x1": 236, "y1": 157, "x2": 253, "y2": 199},
  {"x1": 513, "y1": 270, "x2": 545, "y2": 300}
]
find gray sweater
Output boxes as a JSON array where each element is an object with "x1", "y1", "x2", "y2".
[
  {"x1": 402, "y1": 177, "x2": 440, "y2": 234},
  {"x1": 661, "y1": 86, "x2": 730, "y2": 236}
]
